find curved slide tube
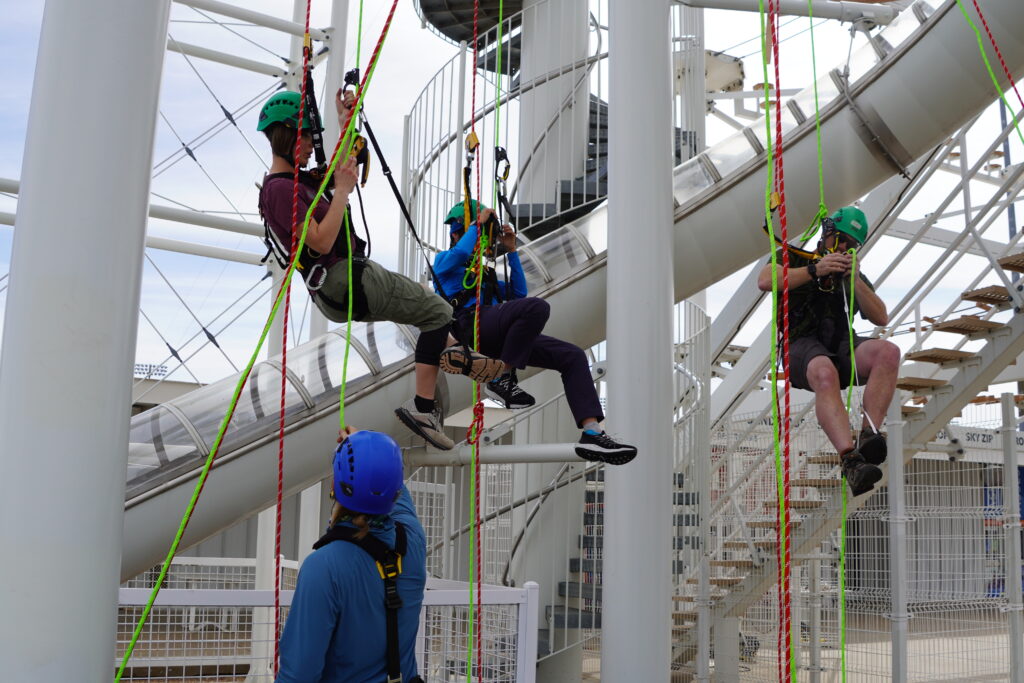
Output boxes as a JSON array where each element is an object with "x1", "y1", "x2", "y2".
[{"x1": 122, "y1": 0, "x2": 1024, "y2": 580}]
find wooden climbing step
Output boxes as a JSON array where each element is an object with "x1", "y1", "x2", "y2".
[
  {"x1": 998, "y1": 252, "x2": 1024, "y2": 273},
  {"x1": 746, "y1": 520, "x2": 778, "y2": 528},
  {"x1": 762, "y1": 499, "x2": 824, "y2": 511},
  {"x1": 685, "y1": 576, "x2": 745, "y2": 587},
  {"x1": 723, "y1": 540, "x2": 777, "y2": 550},
  {"x1": 674, "y1": 611, "x2": 698, "y2": 623},
  {"x1": 904, "y1": 348, "x2": 975, "y2": 364},
  {"x1": 710, "y1": 559, "x2": 756, "y2": 569},
  {"x1": 808, "y1": 453, "x2": 840, "y2": 465},
  {"x1": 962, "y1": 285, "x2": 1011, "y2": 305},
  {"x1": 792, "y1": 478, "x2": 842, "y2": 488},
  {"x1": 901, "y1": 405, "x2": 923, "y2": 415},
  {"x1": 931, "y1": 315, "x2": 1004, "y2": 336},
  {"x1": 897, "y1": 376, "x2": 947, "y2": 391}
]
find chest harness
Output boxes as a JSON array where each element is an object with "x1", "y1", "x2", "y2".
[{"x1": 312, "y1": 522, "x2": 422, "y2": 683}]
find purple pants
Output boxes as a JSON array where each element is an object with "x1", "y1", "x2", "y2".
[{"x1": 456, "y1": 297, "x2": 604, "y2": 428}]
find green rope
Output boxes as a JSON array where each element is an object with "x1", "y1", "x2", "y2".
[
  {"x1": 116, "y1": 11, "x2": 388, "y2": 676},
  {"x1": 755, "y1": 3, "x2": 796, "y2": 679},
  {"x1": 355, "y1": 0, "x2": 364, "y2": 71},
  {"x1": 954, "y1": 0, "x2": 1024, "y2": 148},
  {"x1": 801, "y1": 0, "x2": 830, "y2": 242}
]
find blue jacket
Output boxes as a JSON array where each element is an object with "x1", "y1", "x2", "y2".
[
  {"x1": 433, "y1": 223, "x2": 528, "y2": 308},
  {"x1": 276, "y1": 487, "x2": 427, "y2": 683}
]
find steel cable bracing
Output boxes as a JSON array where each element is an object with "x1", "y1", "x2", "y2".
[
  {"x1": 187, "y1": 6, "x2": 287, "y2": 63},
  {"x1": 115, "y1": 3, "x2": 401, "y2": 676},
  {"x1": 167, "y1": 33, "x2": 269, "y2": 169},
  {"x1": 152, "y1": 83, "x2": 278, "y2": 178},
  {"x1": 138, "y1": 308, "x2": 203, "y2": 385},
  {"x1": 144, "y1": 253, "x2": 239, "y2": 372}
]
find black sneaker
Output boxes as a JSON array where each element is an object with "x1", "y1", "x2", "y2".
[
  {"x1": 575, "y1": 430, "x2": 638, "y2": 466},
  {"x1": 485, "y1": 371, "x2": 536, "y2": 409},
  {"x1": 858, "y1": 428, "x2": 887, "y2": 466},
  {"x1": 841, "y1": 451, "x2": 882, "y2": 496}
]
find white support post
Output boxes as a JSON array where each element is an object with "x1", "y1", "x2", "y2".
[
  {"x1": 679, "y1": 0, "x2": 897, "y2": 24},
  {"x1": 602, "y1": 1, "x2": 675, "y2": 680},
  {"x1": 809, "y1": 558, "x2": 822, "y2": 683},
  {"x1": 0, "y1": 0, "x2": 171, "y2": 678},
  {"x1": 1001, "y1": 393, "x2": 1024, "y2": 683},
  {"x1": 455, "y1": 41, "x2": 468, "y2": 197},
  {"x1": 887, "y1": 398, "x2": 909, "y2": 681}
]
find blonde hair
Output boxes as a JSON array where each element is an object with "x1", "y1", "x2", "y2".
[{"x1": 330, "y1": 502, "x2": 371, "y2": 540}]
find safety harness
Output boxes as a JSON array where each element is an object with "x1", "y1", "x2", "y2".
[
  {"x1": 313, "y1": 522, "x2": 418, "y2": 683},
  {"x1": 258, "y1": 172, "x2": 371, "y2": 320}
]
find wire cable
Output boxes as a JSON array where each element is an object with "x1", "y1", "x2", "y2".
[{"x1": 138, "y1": 308, "x2": 203, "y2": 385}]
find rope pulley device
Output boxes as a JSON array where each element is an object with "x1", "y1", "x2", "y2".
[{"x1": 343, "y1": 68, "x2": 372, "y2": 187}]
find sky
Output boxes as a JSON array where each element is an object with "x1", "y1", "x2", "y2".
[{"x1": 1, "y1": 0, "x2": 1021, "y2": 397}]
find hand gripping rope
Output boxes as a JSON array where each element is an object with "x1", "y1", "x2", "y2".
[{"x1": 114, "y1": 2, "x2": 401, "y2": 679}]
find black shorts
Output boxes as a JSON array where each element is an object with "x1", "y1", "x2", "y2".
[{"x1": 788, "y1": 335, "x2": 869, "y2": 391}]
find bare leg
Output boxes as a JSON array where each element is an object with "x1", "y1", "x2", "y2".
[
  {"x1": 415, "y1": 363, "x2": 438, "y2": 400},
  {"x1": 853, "y1": 339, "x2": 901, "y2": 432},
  {"x1": 806, "y1": 356, "x2": 854, "y2": 454}
]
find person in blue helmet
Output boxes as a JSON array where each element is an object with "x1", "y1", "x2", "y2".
[
  {"x1": 277, "y1": 428, "x2": 426, "y2": 683},
  {"x1": 434, "y1": 200, "x2": 638, "y2": 466}
]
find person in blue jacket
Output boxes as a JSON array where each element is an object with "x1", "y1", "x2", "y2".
[
  {"x1": 277, "y1": 428, "x2": 426, "y2": 682},
  {"x1": 434, "y1": 200, "x2": 638, "y2": 465}
]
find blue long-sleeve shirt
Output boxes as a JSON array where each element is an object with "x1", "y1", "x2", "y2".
[
  {"x1": 276, "y1": 486, "x2": 427, "y2": 683},
  {"x1": 433, "y1": 223, "x2": 528, "y2": 308}
]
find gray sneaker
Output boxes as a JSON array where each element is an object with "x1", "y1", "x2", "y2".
[{"x1": 395, "y1": 399, "x2": 455, "y2": 450}]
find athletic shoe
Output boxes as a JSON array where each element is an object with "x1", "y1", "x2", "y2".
[
  {"x1": 575, "y1": 430, "x2": 638, "y2": 466},
  {"x1": 840, "y1": 451, "x2": 882, "y2": 496},
  {"x1": 439, "y1": 345, "x2": 504, "y2": 383},
  {"x1": 395, "y1": 399, "x2": 454, "y2": 450},
  {"x1": 858, "y1": 428, "x2": 887, "y2": 466},
  {"x1": 485, "y1": 371, "x2": 536, "y2": 409}
]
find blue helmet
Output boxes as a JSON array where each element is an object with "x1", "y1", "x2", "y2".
[{"x1": 332, "y1": 431, "x2": 404, "y2": 516}]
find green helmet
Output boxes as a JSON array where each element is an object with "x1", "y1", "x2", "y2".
[
  {"x1": 257, "y1": 91, "x2": 308, "y2": 132},
  {"x1": 829, "y1": 206, "x2": 868, "y2": 245},
  {"x1": 444, "y1": 200, "x2": 486, "y2": 226}
]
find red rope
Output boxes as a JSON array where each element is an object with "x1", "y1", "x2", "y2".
[
  {"x1": 970, "y1": 0, "x2": 1024, "y2": 112},
  {"x1": 276, "y1": 0, "x2": 314, "y2": 673},
  {"x1": 768, "y1": 2, "x2": 793, "y2": 680},
  {"x1": 468, "y1": 3, "x2": 485, "y2": 678}
]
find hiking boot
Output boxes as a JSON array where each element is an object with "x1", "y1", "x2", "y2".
[
  {"x1": 485, "y1": 371, "x2": 536, "y2": 409},
  {"x1": 575, "y1": 430, "x2": 638, "y2": 466},
  {"x1": 858, "y1": 428, "x2": 887, "y2": 466},
  {"x1": 395, "y1": 399, "x2": 454, "y2": 450},
  {"x1": 841, "y1": 451, "x2": 882, "y2": 496},
  {"x1": 439, "y1": 345, "x2": 504, "y2": 383}
]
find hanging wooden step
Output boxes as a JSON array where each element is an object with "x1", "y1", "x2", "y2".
[
  {"x1": 747, "y1": 520, "x2": 779, "y2": 528},
  {"x1": 808, "y1": 453, "x2": 840, "y2": 465},
  {"x1": 931, "y1": 315, "x2": 1004, "y2": 336},
  {"x1": 792, "y1": 478, "x2": 842, "y2": 488},
  {"x1": 998, "y1": 252, "x2": 1024, "y2": 273},
  {"x1": 686, "y1": 576, "x2": 745, "y2": 587},
  {"x1": 674, "y1": 610, "x2": 698, "y2": 624},
  {"x1": 723, "y1": 540, "x2": 777, "y2": 550},
  {"x1": 904, "y1": 348, "x2": 975, "y2": 364},
  {"x1": 962, "y1": 285, "x2": 1011, "y2": 305},
  {"x1": 673, "y1": 593, "x2": 726, "y2": 602},
  {"x1": 762, "y1": 499, "x2": 824, "y2": 511},
  {"x1": 901, "y1": 405, "x2": 923, "y2": 415},
  {"x1": 710, "y1": 559, "x2": 756, "y2": 569},
  {"x1": 897, "y1": 376, "x2": 948, "y2": 391}
]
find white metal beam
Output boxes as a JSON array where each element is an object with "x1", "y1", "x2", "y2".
[
  {"x1": 167, "y1": 38, "x2": 285, "y2": 78},
  {"x1": 145, "y1": 236, "x2": 262, "y2": 264},
  {"x1": 173, "y1": 0, "x2": 328, "y2": 41},
  {"x1": 679, "y1": 0, "x2": 897, "y2": 24}
]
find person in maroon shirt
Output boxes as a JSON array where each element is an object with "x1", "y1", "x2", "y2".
[{"x1": 257, "y1": 89, "x2": 501, "y2": 450}]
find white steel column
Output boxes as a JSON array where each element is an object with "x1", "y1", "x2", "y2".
[
  {"x1": 602, "y1": 0, "x2": 675, "y2": 680},
  {"x1": 297, "y1": 0, "x2": 349, "y2": 563},
  {"x1": 0, "y1": 0, "x2": 171, "y2": 678},
  {"x1": 517, "y1": 0, "x2": 590, "y2": 206},
  {"x1": 1001, "y1": 393, "x2": 1024, "y2": 683},
  {"x1": 887, "y1": 399, "x2": 909, "y2": 681}
]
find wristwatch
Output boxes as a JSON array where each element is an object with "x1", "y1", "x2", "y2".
[{"x1": 807, "y1": 261, "x2": 818, "y2": 280}]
